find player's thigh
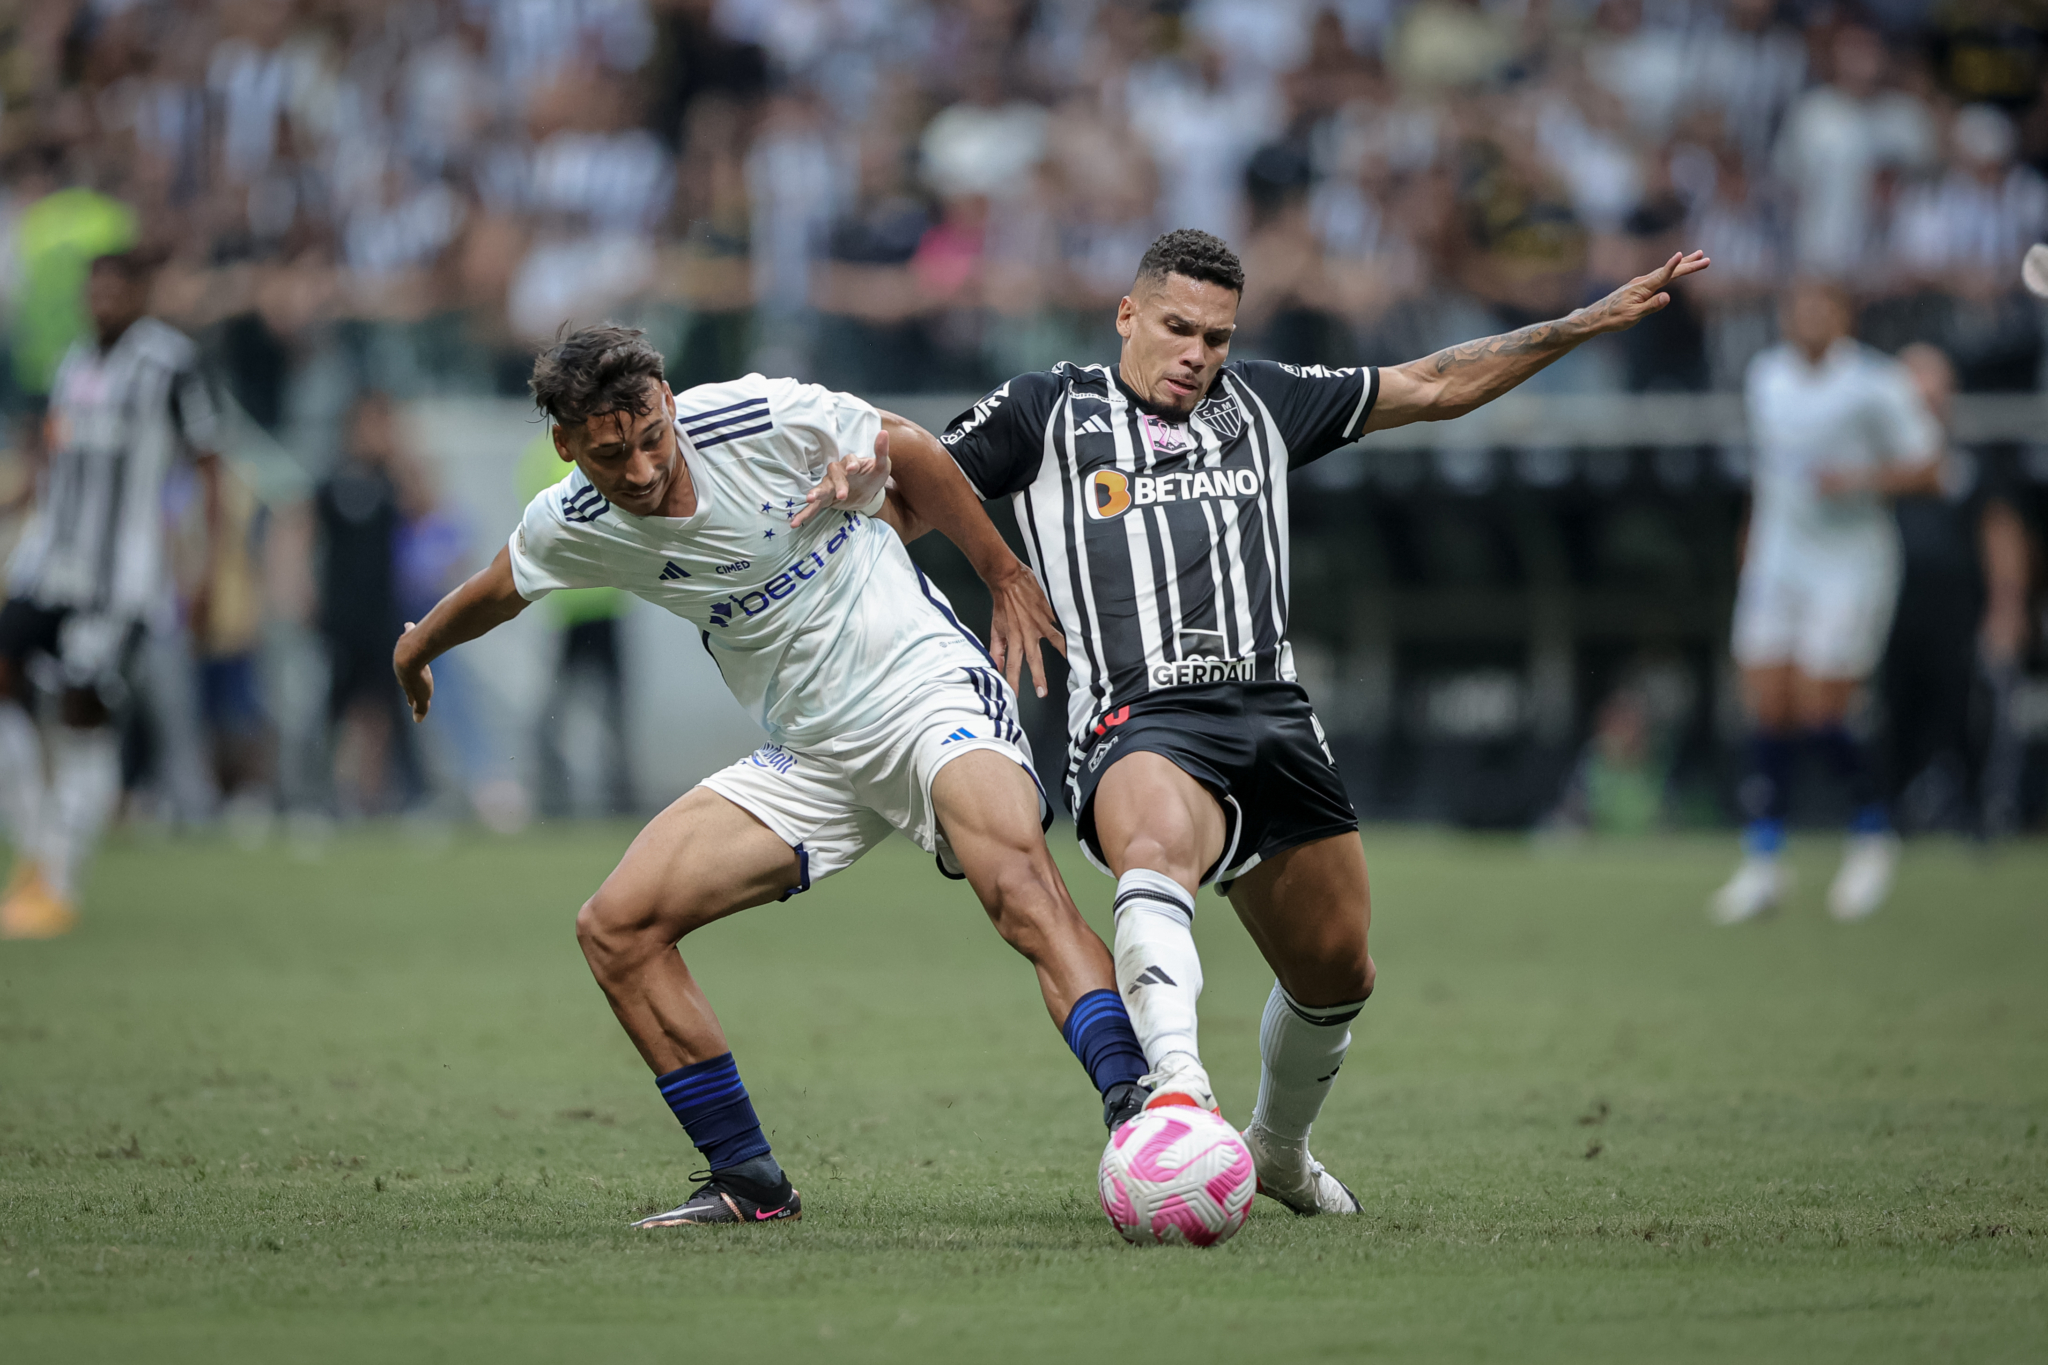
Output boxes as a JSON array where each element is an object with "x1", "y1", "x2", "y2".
[
  {"x1": 1740, "y1": 664, "x2": 1798, "y2": 730},
  {"x1": 1731, "y1": 563, "x2": 1801, "y2": 703},
  {"x1": 929, "y1": 746, "x2": 1049, "y2": 864},
  {"x1": 1790, "y1": 571, "x2": 1893, "y2": 715},
  {"x1": 929, "y1": 747, "x2": 1074, "y2": 921},
  {"x1": 1092, "y1": 750, "x2": 1228, "y2": 892},
  {"x1": 587, "y1": 787, "x2": 801, "y2": 943},
  {"x1": 1225, "y1": 831, "x2": 1374, "y2": 1007}
]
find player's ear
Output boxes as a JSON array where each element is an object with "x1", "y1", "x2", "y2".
[
  {"x1": 551, "y1": 422, "x2": 573, "y2": 463},
  {"x1": 1115, "y1": 295, "x2": 1136, "y2": 339}
]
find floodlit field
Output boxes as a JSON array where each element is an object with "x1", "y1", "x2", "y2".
[{"x1": 1, "y1": 826, "x2": 2043, "y2": 1362}]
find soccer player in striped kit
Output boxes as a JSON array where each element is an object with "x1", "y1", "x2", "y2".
[
  {"x1": 885, "y1": 230, "x2": 1709, "y2": 1213},
  {"x1": 0, "y1": 249, "x2": 223, "y2": 938}
]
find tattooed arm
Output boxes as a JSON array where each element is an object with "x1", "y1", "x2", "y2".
[{"x1": 1362, "y1": 252, "x2": 1711, "y2": 433}]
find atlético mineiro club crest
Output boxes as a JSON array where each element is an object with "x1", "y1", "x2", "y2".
[{"x1": 1195, "y1": 392, "x2": 1244, "y2": 441}]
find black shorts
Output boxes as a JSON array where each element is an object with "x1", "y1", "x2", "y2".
[
  {"x1": 1070, "y1": 681, "x2": 1359, "y2": 892},
  {"x1": 0, "y1": 597, "x2": 67, "y2": 667},
  {"x1": 0, "y1": 597, "x2": 143, "y2": 700}
]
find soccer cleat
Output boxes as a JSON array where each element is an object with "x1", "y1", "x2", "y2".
[
  {"x1": 1103, "y1": 1079, "x2": 1147, "y2": 1131},
  {"x1": 1141, "y1": 1055, "x2": 1220, "y2": 1116},
  {"x1": 1241, "y1": 1123, "x2": 1363, "y2": 1216},
  {"x1": 630, "y1": 1170, "x2": 801, "y2": 1227},
  {"x1": 1827, "y1": 832, "x2": 1899, "y2": 922},
  {"x1": 1709, "y1": 856, "x2": 1784, "y2": 925},
  {"x1": 0, "y1": 863, "x2": 76, "y2": 940}
]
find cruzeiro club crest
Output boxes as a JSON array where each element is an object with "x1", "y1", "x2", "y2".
[{"x1": 1194, "y1": 392, "x2": 1244, "y2": 442}]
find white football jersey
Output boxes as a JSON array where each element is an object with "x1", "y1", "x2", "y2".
[
  {"x1": 1744, "y1": 339, "x2": 1939, "y2": 570},
  {"x1": 507, "y1": 374, "x2": 989, "y2": 747}
]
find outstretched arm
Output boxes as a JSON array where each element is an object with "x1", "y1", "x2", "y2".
[
  {"x1": 1364, "y1": 251, "x2": 1711, "y2": 432},
  {"x1": 393, "y1": 545, "x2": 529, "y2": 720},
  {"x1": 880, "y1": 411, "x2": 1066, "y2": 700}
]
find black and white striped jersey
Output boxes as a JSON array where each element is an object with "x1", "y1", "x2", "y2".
[
  {"x1": 7, "y1": 317, "x2": 218, "y2": 619},
  {"x1": 941, "y1": 358, "x2": 1377, "y2": 760}
]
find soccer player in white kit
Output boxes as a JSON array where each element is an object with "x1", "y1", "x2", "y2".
[
  {"x1": 1713, "y1": 280, "x2": 1942, "y2": 924},
  {"x1": 393, "y1": 327, "x2": 1149, "y2": 1227}
]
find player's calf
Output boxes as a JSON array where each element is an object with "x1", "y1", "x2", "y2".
[
  {"x1": 574, "y1": 790, "x2": 809, "y2": 1227},
  {"x1": 931, "y1": 752, "x2": 1147, "y2": 1128}
]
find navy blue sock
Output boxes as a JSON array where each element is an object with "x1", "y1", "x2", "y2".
[
  {"x1": 655, "y1": 1052, "x2": 776, "y2": 1175},
  {"x1": 1061, "y1": 988, "x2": 1149, "y2": 1094},
  {"x1": 1808, "y1": 725, "x2": 1887, "y2": 833},
  {"x1": 1741, "y1": 730, "x2": 1795, "y2": 854}
]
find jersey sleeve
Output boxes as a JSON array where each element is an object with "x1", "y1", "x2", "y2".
[
  {"x1": 1868, "y1": 362, "x2": 1941, "y2": 469},
  {"x1": 1230, "y1": 360, "x2": 1379, "y2": 468},
  {"x1": 680, "y1": 374, "x2": 880, "y2": 484},
  {"x1": 939, "y1": 371, "x2": 1061, "y2": 499},
  {"x1": 168, "y1": 354, "x2": 221, "y2": 453},
  {"x1": 505, "y1": 485, "x2": 615, "y2": 601},
  {"x1": 771, "y1": 377, "x2": 883, "y2": 482}
]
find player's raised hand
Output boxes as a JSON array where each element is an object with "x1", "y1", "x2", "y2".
[
  {"x1": 1580, "y1": 251, "x2": 1711, "y2": 335},
  {"x1": 793, "y1": 428, "x2": 892, "y2": 528},
  {"x1": 394, "y1": 621, "x2": 435, "y2": 721},
  {"x1": 988, "y1": 559, "x2": 1066, "y2": 699}
]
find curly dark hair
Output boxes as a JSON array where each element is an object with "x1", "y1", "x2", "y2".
[
  {"x1": 529, "y1": 324, "x2": 667, "y2": 428},
  {"x1": 1134, "y1": 228, "x2": 1245, "y2": 296}
]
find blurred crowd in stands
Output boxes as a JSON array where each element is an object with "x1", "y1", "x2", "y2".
[
  {"x1": 0, "y1": 0, "x2": 2044, "y2": 837},
  {"x1": 4, "y1": 0, "x2": 2046, "y2": 414}
]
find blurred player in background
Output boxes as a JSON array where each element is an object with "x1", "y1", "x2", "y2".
[
  {"x1": 1888, "y1": 344, "x2": 2031, "y2": 837},
  {"x1": 0, "y1": 249, "x2": 221, "y2": 937},
  {"x1": 1714, "y1": 281, "x2": 1942, "y2": 925},
  {"x1": 393, "y1": 327, "x2": 1149, "y2": 1227},
  {"x1": 888, "y1": 229, "x2": 1709, "y2": 1215}
]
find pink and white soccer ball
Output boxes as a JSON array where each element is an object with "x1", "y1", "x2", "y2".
[{"x1": 1098, "y1": 1106, "x2": 1255, "y2": 1247}]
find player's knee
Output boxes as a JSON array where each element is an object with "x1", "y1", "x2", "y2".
[
  {"x1": 977, "y1": 856, "x2": 1066, "y2": 957},
  {"x1": 1290, "y1": 947, "x2": 1374, "y2": 1009},
  {"x1": 575, "y1": 894, "x2": 660, "y2": 979}
]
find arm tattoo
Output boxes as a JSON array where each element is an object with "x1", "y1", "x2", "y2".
[{"x1": 1428, "y1": 319, "x2": 1572, "y2": 376}]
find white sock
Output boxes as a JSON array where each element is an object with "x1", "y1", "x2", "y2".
[
  {"x1": 1250, "y1": 981, "x2": 1365, "y2": 1147},
  {"x1": 1112, "y1": 868, "x2": 1204, "y2": 1071},
  {"x1": 0, "y1": 701, "x2": 45, "y2": 858},
  {"x1": 43, "y1": 726, "x2": 120, "y2": 900}
]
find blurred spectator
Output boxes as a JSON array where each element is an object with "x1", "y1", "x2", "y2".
[
  {"x1": 1774, "y1": 24, "x2": 1937, "y2": 275},
  {"x1": 519, "y1": 430, "x2": 633, "y2": 818},
  {"x1": 7, "y1": 173, "x2": 138, "y2": 400},
  {"x1": 315, "y1": 391, "x2": 420, "y2": 817},
  {"x1": 1549, "y1": 683, "x2": 1672, "y2": 835},
  {"x1": 1886, "y1": 343, "x2": 2033, "y2": 835}
]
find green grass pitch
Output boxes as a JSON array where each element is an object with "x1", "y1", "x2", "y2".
[{"x1": 1, "y1": 825, "x2": 2043, "y2": 1362}]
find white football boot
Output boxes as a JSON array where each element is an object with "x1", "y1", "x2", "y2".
[
  {"x1": 1141, "y1": 1053, "x2": 1220, "y2": 1115},
  {"x1": 1709, "y1": 855, "x2": 1785, "y2": 925},
  {"x1": 1241, "y1": 1124, "x2": 1362, "y2": 1216},
  {"x1": 1827, "y1": 832, "x2": 1899, "y2": 922}
]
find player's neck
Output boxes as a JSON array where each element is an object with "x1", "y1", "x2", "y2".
[
  {"x1": 659, "y1": 454, "x2": 698, "y2": 518},
  {"x1": 1797, "y1": 337, "x2": 1843, "y2": 367},
  {"x1": 95, "y1": 317, "x2": 138, "y2": 351}
]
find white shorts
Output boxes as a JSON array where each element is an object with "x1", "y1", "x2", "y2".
[
  {"x1": 699, "y1": 664, "x2": 1045, "y2": 893},
  {"x1": 1731, "y1": 553, "x2": 1899, "y2": 680}
]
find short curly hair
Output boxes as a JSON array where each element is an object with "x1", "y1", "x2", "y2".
[
  {"x1": 1134, "y1": 228, "x2": 1245, "y2": 296},
  {"x1": 529, "y1": 324, "x2": 666, "y2": 428}
]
